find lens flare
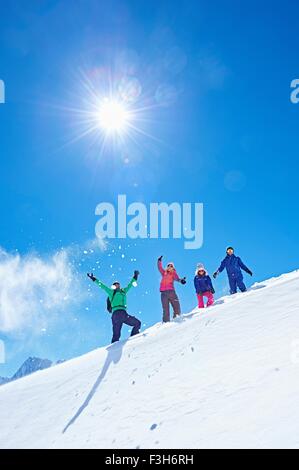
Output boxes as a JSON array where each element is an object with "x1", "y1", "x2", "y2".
[
  {"x1": 97, "y1": 99, "x2": 130, "y2": 133},
  {"x1": 53, "y1": 66, "x2": 162, "y2": 157}
]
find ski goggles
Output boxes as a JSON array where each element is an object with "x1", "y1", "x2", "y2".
[{"x1": 167, "y1": 263, "x2": 174, "y2": 268}]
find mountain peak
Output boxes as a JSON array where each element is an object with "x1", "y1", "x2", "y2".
[
  {"x1": 11, "y1": 357, "x2": 53, "y2": 381},
  {"x1": 0, "y1": 357, "x2": 64, "y2": 385}
]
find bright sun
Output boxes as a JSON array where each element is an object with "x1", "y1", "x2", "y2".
[{"x1": 97, "y1": 98, "x2": 130, "y2": 134}]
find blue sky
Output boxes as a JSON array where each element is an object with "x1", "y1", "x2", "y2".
[{"x1": 0, "y1": 0, "x2": 298, "y2": 376}]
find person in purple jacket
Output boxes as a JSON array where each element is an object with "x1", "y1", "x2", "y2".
[
  {"x1": 194, "y1": 264, "x2": 215, "y2": 308},
  {"x1": 213, "y1": 247, "x2": 253, "y2": 294}
]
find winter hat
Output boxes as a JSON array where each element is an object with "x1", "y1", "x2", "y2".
[
  {"x1": 111, "y1": 282, "x2": 120, "y2": 289},
  {"x1": 112, "y1": 280, "x2": 138, "y2": 289},
  {"x1": 166, "y1": 261, "x2": 175, "y2": 269},
  {"x1": 195, "y1": 263, "x2": 207, "y2": 275},
  {"x1": 226, "y1": 246, "x2": 234, "y2": 252}
]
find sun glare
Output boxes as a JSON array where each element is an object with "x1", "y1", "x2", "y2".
[
  {"x1": 59, "y1": 70, "x2": 159, "y2": 154},
  {"x1": 97, "y1": 98, "x2": 130, "y2": 133}
]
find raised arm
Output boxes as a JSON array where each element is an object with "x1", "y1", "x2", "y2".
[
  {"x1": 95, "y1": 279, "x2": 113, "y2": 295},
  {"x1": 157, "y1": 256, "x2": 165, "y2": 275},
  {"x1": 87, "y1": 273, "x2": 114, "y2": 295},
  {"x1": 123, "y1": 270, "x2": 140, "y2": 294},
  {"x1": 123, "y1": 277, "x2": 135, "y2": 294}
]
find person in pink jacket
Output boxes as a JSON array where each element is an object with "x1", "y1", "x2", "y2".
[{"x1": 157, "y1": 256, "x2": 186, "y2": 322}]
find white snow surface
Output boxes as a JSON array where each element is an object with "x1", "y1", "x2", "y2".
[{"x1": 1, "y1": 270, "x2": 299, "y2": 449}]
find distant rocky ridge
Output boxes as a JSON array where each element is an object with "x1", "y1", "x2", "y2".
[{"x1": 0, "y1": 357, "x2": 64, "y2": 386}]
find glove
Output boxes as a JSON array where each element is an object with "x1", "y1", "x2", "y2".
[
  {"x1": 133, "y1": 270, "x2": 140, "y2": 280},
  {"x1": 247, "y1": 270, "x2": 253, "y2": 276},
  {"x1": 158, "y1": 255, "x2": 163, "y2": 262},
  {"x1": 213, "y1": 271, "x2": 219, "y2": 279},
  {"x1": 180, "y1": 277, "x2": 186, "y2": 285},
  {"x1": 87, "y1": 273, "x2": 97, "y2": 282}
]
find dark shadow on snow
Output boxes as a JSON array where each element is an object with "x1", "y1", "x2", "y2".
[
  {"x1": 248, "y1": 284, "x2": 267, "y2": 291},
  {"x1": 62, "y1": 340, "x2": 126, "y2": 434},
  {"x1": 181, "y1": 299, "x2": 225, "y2": 319},
  {"x1": 212, "y1": 299, "x2": 225, "y2": 306}
]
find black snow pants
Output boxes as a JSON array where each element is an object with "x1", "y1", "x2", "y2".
[
  {"x1": 161, "y1": 290, "x2": 181, "y2": 322},
  {"x1": 111, "y1": 309, "x2": 141, "y2": 343}
]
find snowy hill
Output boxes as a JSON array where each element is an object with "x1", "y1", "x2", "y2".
[{"x1": 0, "y1": 270, "x2": 299, "y2": 449}]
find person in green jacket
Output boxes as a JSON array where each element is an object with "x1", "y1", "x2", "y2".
[{"x1": 87, "y1": 270, "x2": 141, "y2": 343}]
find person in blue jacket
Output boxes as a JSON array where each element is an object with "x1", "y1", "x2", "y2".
[
  {"x1": 213, "y1": 247, "x2": 253, "y2": 294},
  {"x1": 194, "y1": 264, "x2": 215, "y2": 308}
]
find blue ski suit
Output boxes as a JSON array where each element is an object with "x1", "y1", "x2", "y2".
[
  {"x1": 194, "y1": 275, "x2": 214, "y2": 294},
  {"x1": 217, "y1": 254, "x2": 251, "y2": 294}
]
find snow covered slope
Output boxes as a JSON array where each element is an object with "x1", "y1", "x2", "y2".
[{"x1": 1, "y1": 271, "x2": 299, "y2": 449}]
